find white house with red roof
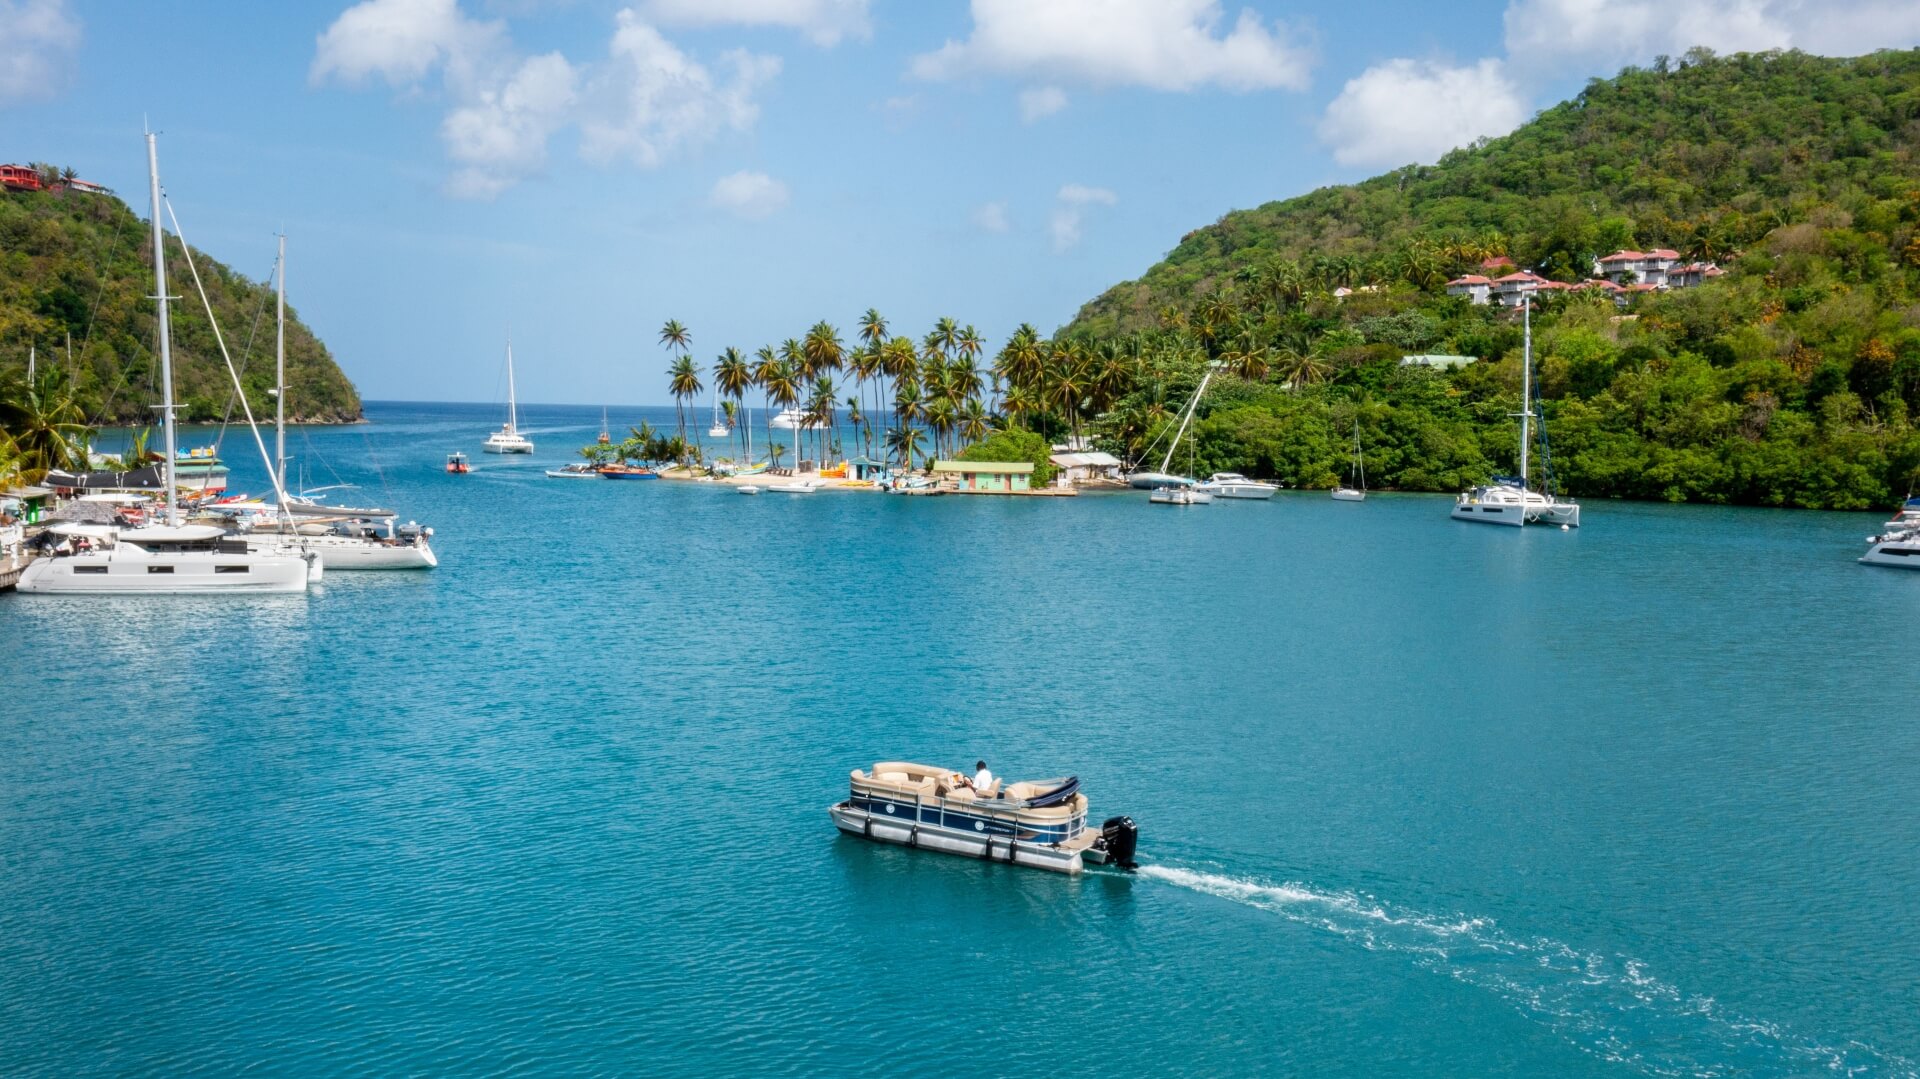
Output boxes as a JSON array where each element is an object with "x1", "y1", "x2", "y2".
[
  {"x1": 1445, "y1": 274, "x2": 1492, "y2": 304},
  {"x1": 1593, "y1": 248, "x2": 1683, "y2": 286}
]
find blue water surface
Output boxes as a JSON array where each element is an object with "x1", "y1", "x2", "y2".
[{"x1": 1, "y1": 401, "x2": 1915, "y2": 1076}]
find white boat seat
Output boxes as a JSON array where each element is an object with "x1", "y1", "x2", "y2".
[{"x1": 876, "y1": 771, "x2": 909, "y2": 785}]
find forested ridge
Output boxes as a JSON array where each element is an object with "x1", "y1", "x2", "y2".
[
  {"x1": 1047, "y1": 49, "x2": 1920, "y2": 509},
  {"x1": 1, "y1": 177, "x2": 361, "y2": 481}
]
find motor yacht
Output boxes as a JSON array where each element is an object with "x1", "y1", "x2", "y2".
[
  {"x1": 1861, "y1": 517, "x2": 1920, "y2": 569},
  {"x1": 1195, "y1": 472, "x2": 1275, "y2": 500},
  {"x1": 769, "y1": 408, "x2": 815, "y2": 431},
  {"x1": 545, "y1": 462, "x2": 600, "y2": 479},
  {"x1": 830, "y1": 762, "x2": 1137, "y2": 874}
]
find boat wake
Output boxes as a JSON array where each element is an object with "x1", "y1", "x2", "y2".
[{"x1": 1140, "y1": 865, "x2": 1914, "y2": 1077}]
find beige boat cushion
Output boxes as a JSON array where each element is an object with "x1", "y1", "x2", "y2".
[{"x1": 877, "y1": 771, "x2": 909, "y2": 784}]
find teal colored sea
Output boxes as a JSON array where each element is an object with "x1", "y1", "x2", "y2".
[{"x1": 2, "y1": 401, "x2": 1916, "y2": 1076}]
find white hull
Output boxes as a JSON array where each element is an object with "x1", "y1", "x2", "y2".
[
  {"x1": 829, "y1": 803, "x2": 1084, "y2": 874},
  {"x1": 1453, "y1": 487, "x2": 1580, "y2": 527},
  {"x1": 769, "y1": 408, "x2": 815, "y2": 430},
  {"x1": 248, "y1": 534, "x2": 436, "y2": 570},
  {"x1": 18, "y1": 549, "x2": 310, "y2": 594},
  {"x1": 707, "y1": 424, "x2": 730, "y2": 438},
  {"x1": 1149, "y1": 488, "x2": 1211, "y2": 505},
  {"x1": 1199, "y1": 482, "x2": 1275, "y2": 500},
  {"x1": 768, "y1": 482, "x2": 821, "y2": 494},
  {"x1": 1331, "y1": 488, "x2": 1366, "y2": 502},
  {"x1": 1128, "y1": 471, "x2": 1189, "y2": 489},
  {"x1": 1860, "y1": 535, "x2": 1920, "y2": 568},
  {"x1": 482, "y1": 437, "x2": 534, "y2": 454}
]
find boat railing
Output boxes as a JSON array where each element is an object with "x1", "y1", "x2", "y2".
[{"x1": 852, "y1": 779, "x2": 1086, "y2": 840}]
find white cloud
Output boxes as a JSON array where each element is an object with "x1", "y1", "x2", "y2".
[
  {"x1": 312, "y1": 2, "x2": 778, "y2": 198},
  {"x1": 1050, "y1": 184, "x2": 1117, "y2": 252},
  {"x1": 710, "y1": 169, "x2": 789, "y2": 219},
  {"x1": 442, "y1": 51, "x2": 576, "y2": 198},
  {"x1": 972, "y1": 200, "x2": 1010, "y2": 233},
  {"x1": 1318, "y1": 58, "x2": 1528, "y2": 168},
  {"x1": 912, "y1": 0, "x2": 1312, "y2": 94},
  {"x1": 1502, "y1": 0, "x2": 1920, "y2": 72},
  {"x1": 578, "y1": 13, "x2": 780, "y2": 169},
  {"x1": 0, "y1": 0, "x2": 81, "y2": 105},
  {"x1": 310, "y1": 0, "x2": 503, "y2": 87},
  {"x1": 635, "y1": 0, "x2": 870, "y2": 46},
  {"x1": 1018, "y1": 85, "x2": 1068, "y2": 122}
]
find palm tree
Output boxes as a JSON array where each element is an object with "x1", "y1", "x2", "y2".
[
  {"x1": 719, "y1": 399, "x2": 739, "y2": 459},
  {"x1": 667, "y1": 355, "x2": 702, "y2": 467},
  {"x1": 848, "y1": 345, "x2": 883, "y2": 456},
  {"x1": 925, "y1": 398, "x2": 956, "y2": 460},
  {"x1": 845, "y1": 396, "x2": 864, "y2": 459},
  {"x1": 753, "y1": 345, "x2": 779, "y2": 462},
  {"x1": 761, "y1": 359, "x2": 801, "y2": 472},
  {"x1": 931, "y1": 316, "x2": 960, "y2": 360},
  {"x1": 658, "y1": 319, "x2": 691, "y2": 356},
  {"x1": 885, "y1": 425, "x2": 924, "y2": 473},
  {"x1": 959, "y1": 398, "x2": 989, "y2": 450},
  {"x1": 0, "y1": 367, "x2": 88, "y2": 480},
  {"x1": 715, "y1": 346, "x2": 753, "y2": 461},
  {"x1": 805, "y1": 376, "x2": 836, "y2": 463}
]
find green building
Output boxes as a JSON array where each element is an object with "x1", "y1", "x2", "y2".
[{"x1": 931, "y1": 460, "x2": 1033, "y2": 493}]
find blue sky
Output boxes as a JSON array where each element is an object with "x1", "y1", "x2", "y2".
[{"x1": 4, "y1": 0, "x2": 1918, "y2": 405}]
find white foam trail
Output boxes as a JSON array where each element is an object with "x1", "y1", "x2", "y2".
[{"x1": 1141, "y1": 865, "x2": 1915, "y2": 1078}]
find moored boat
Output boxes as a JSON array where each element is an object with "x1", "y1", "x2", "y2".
[
  {"x1": 546, "y1": 462, "x2": 600, "y2": 478},
  {"x1": 1149, "y1": 486, "x2": 1212, "y2": 506},
  {"x1": 1195, "y1": 472, "x2": 1276, "y2": 500},
  {"x1": 829, "y1": 762, "x2": 1137, "y2": 874},
  {"x1": 446, "y1": 452, "x2": 470, "y2": 474},
  {"x1": 1860, "y1": 520, "x2": 1920, "y2": 569},
  {"x1": 597, "y1": 464, "x2": 658, "y2": 480}
]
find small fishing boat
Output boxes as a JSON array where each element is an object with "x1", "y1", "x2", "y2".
[
  {"x1": 1149, "y1": 486, "x2": 1212, "y2": 506},
  {"x1": 597, "y1": 464, "x2": 658, "y2": 480},
  {"x1": 1195, "y1": 472, "x2": 1276, "y2": 500},
  {"x1": 545, "y1": 462, "x2": 600, "y2": 479},
  {"x1": 446, "y1": 452, "x2": 470, "y2": 474},
  {"x1": 830, "y1": 762, "x2": 1137, "y2": 874},
  {"x1": 738, "y1": 485, "x2": 762, "y2": 495},
  {"x1": 767, "y1": 480, "x2": 822, "y2": 494}
]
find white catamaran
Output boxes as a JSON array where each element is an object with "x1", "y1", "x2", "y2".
[
  {"x1": 483, "y1": 335, "x2": 534, "y2": 453},
  {"x1": 1451, "y1": 295, "x2": 1581, "y2": 528},
  {"x1": 18, "y1": 134, "x2": 315, "y2": 594}
]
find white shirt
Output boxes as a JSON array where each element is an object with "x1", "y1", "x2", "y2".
[{"x1": 973, "y1": 767, "x2": 993, "y2": 790}]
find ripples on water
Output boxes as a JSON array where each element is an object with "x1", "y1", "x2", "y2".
[{"x1": 1, "y1": 402, "x2": 1916, "y2": 1076}]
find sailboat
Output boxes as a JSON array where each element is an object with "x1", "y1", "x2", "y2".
[
  {"x1": 1451, "y1": 295, "x2": 1580, "y2": 527},
  {"x1": 235, "y1": 237, "x2": 437, "y2": 570},
  {"x1": 1150, "y1": 402, "x2": 1213, "y2": 506},
  {"x1": 1332, "y1": 419, "x2": 1366, "y2": 501},
  {"x1": 483, "y1": 335, "x2": 534, "y2": 453},
  {"x1": 18, "y1": 133, "x2": 314, "y2": 594},
  {"x1": 1130, "y1": 365, "x2": 1219, "y2": 490},
  {"x1": 707, "y1": 390, "x2": 729, "y2": 439}
]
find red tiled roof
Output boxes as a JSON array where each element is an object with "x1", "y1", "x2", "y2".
[
  {"x1": 1598, "y1": 250, "x2": 1644, "y2": 262},
  {"x1": 1646, "y1": 248, "x2": 1680, "y2": 259},
  {"x1": 1448, "y1": 275, "x2": 1493, "y2": 286},
  {"x1": 1493, "y1": 271, "x2": 1547, "y2": 284},
  {"x1": 1578, "y1": 279, "x2": 1624, "y2": 291},
  {"x1": 1538, "y1": 281, "x2": 1574, "y2": 290}
]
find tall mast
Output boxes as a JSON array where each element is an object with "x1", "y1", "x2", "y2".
[
  {"x1": 275, "y1": 233, "x2": 286, "y2": 493},
  {"x1": 505, "y1": 332, "x2": 518, "y2": 433},
  {"x1": 1520, "y1": 294, "x2": 1533, "y2": 526},
  {"x1": 146, "y1": 132, "x2": 180, "y2": 527},
  {"x1": 1160, "y1": 366, "x2": 1216, "y2": 475}
]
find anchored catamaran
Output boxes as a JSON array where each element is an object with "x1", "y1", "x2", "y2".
[{"x1": 1451, "y1": 295, "x2": 1581, "y2": 528}]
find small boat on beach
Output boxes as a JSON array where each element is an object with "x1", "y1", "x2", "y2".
[
  {"x1": 446, "y1": 452, "x2": 470, "y2": 474},
  {"x1": 830, "y1": 762, "x2": 1137, "y2": 874},
  {"x1": 546, "y1": 463, "x2": 600, "y2": 479},
  {"x1": 738, "y1": 485, "x2": 762, "y2": 495},
  {"x1": 597, "y1": 464, "x2": 658, "y2": 480},
  {"x1": 767, "y1": 480, "x2": 823, "y2": 494}
]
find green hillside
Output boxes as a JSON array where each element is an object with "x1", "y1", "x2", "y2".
[
  {"x1": 0, "y1": 180, "x2": 362, "y2": 434},
  {"x1": 1024, "y1": 49, "x2": 1920, "y2": 509}
]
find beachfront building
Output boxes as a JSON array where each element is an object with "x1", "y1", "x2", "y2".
[
  {"x1": 1049, "y1": 450, "x2": 1124, "y2": 486},
  {"x1": 846, "y1": 455, "x2": 888, "y2": 482},
  {"x1": 931, "y1": 460, "x2": 1033, "y2": 493},
  {"x1": 1401, "y1": 354, "x2": 1478, "y2": 370}
]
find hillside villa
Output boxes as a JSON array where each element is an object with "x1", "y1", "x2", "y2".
[{"x1": 1447, "y1": 247, "x2": 1724, "y2": 307}]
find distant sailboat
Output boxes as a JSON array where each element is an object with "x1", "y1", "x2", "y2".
[
  {"x1": 1451, "y1": 295, "x2": 1579, "y2": 527},
  {"x1": 483, "y1": 335, "x2": 534, "y2": 453},
  {"x1": 1332, "y1": 420, "x2": 1366, "y2": 501},
  {"x1": 707, "y1": 389, "x2": 728, "y2": 439}
]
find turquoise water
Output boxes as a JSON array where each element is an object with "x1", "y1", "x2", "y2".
[{"x1": 3, "y1": 401, "x2": 1916, "y2": 1076}]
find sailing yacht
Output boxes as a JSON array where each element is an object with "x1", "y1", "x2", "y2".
[
  {"x1": 707, "y1": 392, "x2": 729, "y2": 439},
  {"x1": 18, "y1": 134, "x2": 314, "y2": 594},
  {"x1": 1332, "y1": 420, "x2": 1366, "y2": 501},
  {"x1": 483, "y1": 335, "x2": 534, "y2": 453},
  {"x1": 1451, "y1": 296, "x2": 1580, "y2": 528},
  {"x1": 1133, "y1": 364, "x2": 1219, "y2": 493},
  {"x1": 1150, "y1": 389, "x2": 1215, "y2": 506}
]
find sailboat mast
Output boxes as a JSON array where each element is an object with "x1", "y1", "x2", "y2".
[
  {"x1": 1521, "y1": 295, "x2": 1533, "y2": 495},
  {"x1": 275, "y1": 233, "x2": 286, "y2": 493},
  {"x1": 505, "y1": 333, "x2": 519, "y2": 433},
  {"x1": 146, "y1": 132, "x2": 180, "y2": 528},
  {"x1": 1160, "y1": 366, "x2": 1216, "y2": 475}
]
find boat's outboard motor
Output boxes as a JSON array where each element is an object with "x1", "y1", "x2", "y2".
[{"x1": 1098, "y1": 816, "x2": 1139, "y2": 870}]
